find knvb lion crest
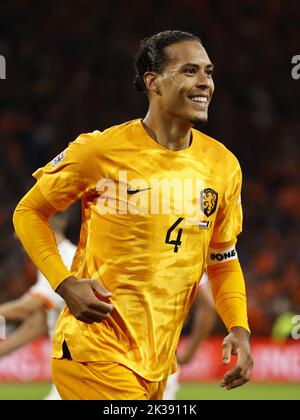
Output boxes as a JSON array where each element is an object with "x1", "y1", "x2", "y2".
[{"x1": 200, "y1": 188, "x2": 218, "y2": 217}]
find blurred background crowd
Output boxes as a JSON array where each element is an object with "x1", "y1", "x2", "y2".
[{"x1": 0, "y1": 0, "x2": 299, "y2": 336}]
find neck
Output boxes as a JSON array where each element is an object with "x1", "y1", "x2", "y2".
[{"x1": 142, "y1": 108, "x2": 193, "y2": 151}]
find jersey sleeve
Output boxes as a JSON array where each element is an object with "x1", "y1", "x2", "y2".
[
  {"x1": 29, "y1": 241, "x2": 76, "y2": 308},
  {"x1": 210, "y1": 163, "x2": 243, "y2": 249},
  {"x1": 33, "y1": 130, "x2": 102, "y2": 211}
]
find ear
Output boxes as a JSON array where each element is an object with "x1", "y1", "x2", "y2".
[{"x1": 143, "y1": 72, "x2": 161, "y2": 95}]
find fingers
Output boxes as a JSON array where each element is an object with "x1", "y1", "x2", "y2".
[
  {"x1": 74, "y1": 300, "x2": 114, "y2": 323},
  {"x1": 89, "y1": 300, "x2": 114, "y2": 313},
  {"x1": 222, "y1": 340, "x2": 233, "y2": 365},
  {"x1": 75, "y1": 307, "x2": 111, "y2": 324},
  {"x1": 221, "y1": 369, "x2": 250, "y2": 390},
  {"x1": 90, "y1": 279, "x2": 112, "y2": 302},
  {"x1": 89, "y1": 280, "x2": 114, "y2": 313},
  {"x1": 240, "y1": 358, "x2": 254, "y2": 385},
  {"x1": 221, "y1": 366, "x2": 241, "y2": 388},
  {"x1": 221, "y1": 356, "x2": 254, "y2": 390},
  {"x1": 224, "y1": 377, "x2": 249, "y2": 390},
  {"x1": 65, "y1": 278, "x2": 114, "y2": 324},
  {"x1": 77, "y1": 286, "x2": 114, "y2": 322}
]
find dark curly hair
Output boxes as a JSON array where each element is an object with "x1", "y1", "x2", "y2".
[{"x1": 134, "y1": 30, "x2": 202, "y2": 93}]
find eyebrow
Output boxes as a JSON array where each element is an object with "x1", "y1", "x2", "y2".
[{"x1": 181, "y1": 62, "x2": 215, "y2": 70}]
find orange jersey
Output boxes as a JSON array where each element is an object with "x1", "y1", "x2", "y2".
[{"x1": 32, "y1": 119, "x2": 243, "y2": 381}]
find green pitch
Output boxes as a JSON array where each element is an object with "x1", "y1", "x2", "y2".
[
  {"x1": 0, "y1": 382, "x2": 299, "y2": 400},
  {"x1": 177, "y1": 382, "x2": 300, "y2": 400},
  {"x1": 0, "y1": 383, "x2": 51, "y2": 400}
]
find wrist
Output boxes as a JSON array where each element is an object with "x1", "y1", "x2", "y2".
[
  {"x1": 56, "y1": 275, "x2": 77, "y2": 297},
  {"x1": 230, "y1": 326, "x2": 251, "y2": 339}
]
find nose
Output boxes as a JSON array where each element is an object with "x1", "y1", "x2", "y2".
[{"x1": 196, "y1": 71, "x2": 212, "y2": 89}]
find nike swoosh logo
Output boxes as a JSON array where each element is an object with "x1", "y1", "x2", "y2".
[{"x1": 127, "y1": 187, "x2": 151, "y2": 195}]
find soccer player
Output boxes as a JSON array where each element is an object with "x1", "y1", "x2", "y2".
[
  {"x1": 13, "y1": 30, "x2": 253, "y2": 400},
  {"x1": 0, "y1": 213, "x2": 76, "y2": 400}
]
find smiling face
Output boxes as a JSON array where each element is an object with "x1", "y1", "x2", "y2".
[{"x1": 147, "y1": 40, "x2": 215, "y2": 124}]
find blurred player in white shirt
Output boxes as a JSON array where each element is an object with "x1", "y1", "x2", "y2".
[
  {"x1": 0, "y1": 213, "x2": 76, "y2": 400},
  {"x1": 163, "y1": 272, "x2": 216, "y2": 400}
]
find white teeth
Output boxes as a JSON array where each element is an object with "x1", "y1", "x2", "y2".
[{"x1": 190, "y1": 96, "x2": 208, "y2": 103}]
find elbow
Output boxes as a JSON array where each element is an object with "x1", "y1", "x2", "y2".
[
  {"x1": 13, "y1": 185, "x2": 56, "y2": 232},
  {"x1": 12, "y1": 199, "x2": 28, "y2": 239},
  {"x1": 13, "y1": 200, "x2": 25, "y2": 237}
]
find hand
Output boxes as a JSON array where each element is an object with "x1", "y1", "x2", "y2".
[
  {"x1": 56, "y1": 276, "x2": 114, "y2": 324},
  {"x1": 221, "y1": 326, "x2": 254, "y2": 390}
]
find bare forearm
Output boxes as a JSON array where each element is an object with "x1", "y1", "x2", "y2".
[
  {"x1": 0, "y1": 310, "x2": 47, "y2": 357},
  {"x1": 0, "y1": 300, "x2": 28, "y2": 322},
  {"x1": 0, "y1": 294, "x2": 42, "y2": 322}
]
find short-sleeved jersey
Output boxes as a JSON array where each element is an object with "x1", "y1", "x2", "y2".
[
  {"x1": 30, "y1": 239, "x2": 76, "y2": 337},
  {"x1": 33, "y1": 119, "x2": 242, "y2": 381}
]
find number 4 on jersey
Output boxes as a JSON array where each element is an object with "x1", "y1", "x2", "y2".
[{"x1": 165, "y1": 217, "x2": 184, "y2": 253}]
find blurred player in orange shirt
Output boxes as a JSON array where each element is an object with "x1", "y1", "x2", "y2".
[{"x1": 13, "y1": 30, "x2": 253, "y2": 399}]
